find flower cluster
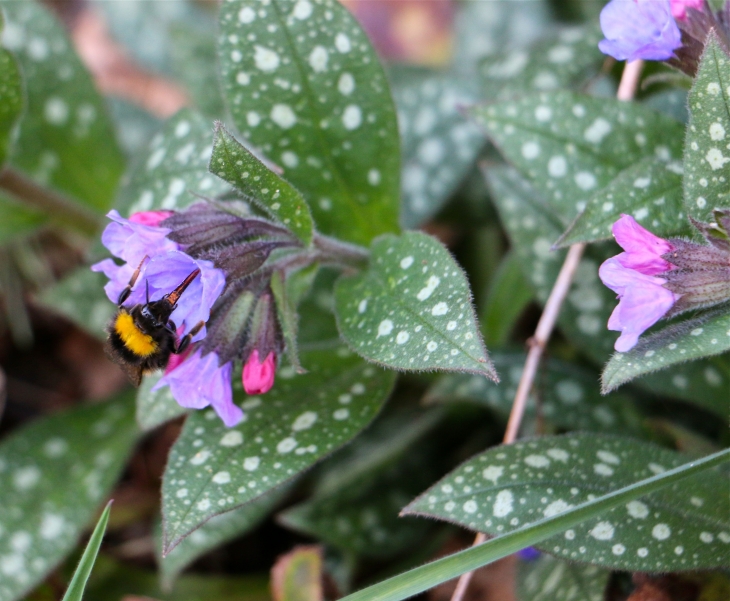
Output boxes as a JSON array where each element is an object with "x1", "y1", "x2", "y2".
[
  {"x1": 93, "y1": 204, "x2": 299, "y2": 426},
  {"x1": 599, "y1": 213, "x2": 730, "y2": 352}
]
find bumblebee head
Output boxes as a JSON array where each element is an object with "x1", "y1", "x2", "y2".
[{"x1": 113, "y1": 309, "x2": 159, "y2": 357}]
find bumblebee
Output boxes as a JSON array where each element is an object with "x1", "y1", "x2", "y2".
[{"x1": 106, "y1": 260, "x2": 204, "y2": 386}]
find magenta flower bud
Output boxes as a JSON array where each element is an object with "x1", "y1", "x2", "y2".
[
  {"x1": 243, "y1": 350, "x2": 276, "y2": 395},
  {"x1": 598, "y1": 0, "x2": 682, "y2": 62},
  {"x1": 612, "y1": 214, "x2": 675, "y2": 275},
  {"x1": 128, "y1": 210, "x2": 175, "y2": 227},
  {"x1": 153, "y1": 350, "x2": 243, "y2": 427},
  {"x1": 670, "y1": 0, "x2": 703, "y2": 20}
]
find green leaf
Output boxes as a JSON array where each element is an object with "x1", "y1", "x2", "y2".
[
  {"x1": 0, "y1": 393, "x2": 137, "y2": 601},
  {"x1": 37, "y1": 266, "x2": 113, "y2": 340},
  {"x1": 334, "y1": 231, "x2": 495, "y2": 378},
  {"x1": 115, "y1": 108, "x2": 229, "y2": 215},
  {"x1": 683, "y1": 32, "x2": 730, "y2": 222},
  {"x1": 557, "y1": 156, "x2": 689, "y2": 247},
  {"x1": 480, "y1": 25, "x2": 604, "y2": 99},
  {"x1": 425, "y1": 353, "x2": 642, "y2": 435},
  {"x1": 136, "y1": 372, "x2": 188, "y2": 432},
  {"x1": 472, "y1": 91, "x2": 684, "y2": 223},
  {"x1": 210, "y1": 123, "x2": 313, "y2": 244},
  {"x1": 486, "y1": 167, "x2": 619, "y2": 363},
  {"x1": 278, "y1": 410, "x2": 442, "y2": 559},
  {"x1": 394, "y1": 72, "x2": 484, "y2": 228},
  {"x1": 339, "y1": 448, "x2": 729, "y2": 601},
  {"x1": 480, "y1": 251, "x2": 534, "y2": 348},
  {"x1": 218, "y1": 0, "x2": 400, "y2": 245},
  {"x1": 602, "y1": 308, "x2": 730, "y2": 393},
  {"x1": 406, "y1": 434, "x2": 729, "y2": 572},
  {"x1": 0, "y1": 11, "x2": 22, "y2": 166},
  {"x1": 1, "y1": 0, "x2": 125, "y2": 212},
  {"x1": 518, "y1": 554, "x2": 610, "y2": 601},
  {"x1": 61, "y1": 502, "x2": 112, "y2": 601},
  {"x1": 161, "y1": 346, "x2": 395, "y2": 553},
  {"x1": 0, "y1": 195, "x2": 46, "y2": 244},
  {"x1": 158, "y1": 486, "x2": 290, "y2": 589}
]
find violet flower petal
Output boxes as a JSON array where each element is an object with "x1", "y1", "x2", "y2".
[
  {"x1": 101, "y1": 210, "x2": 178, "y2": 266},
  {"x1": 612, "y1": 214, "x2": 674, "y2": 275}
]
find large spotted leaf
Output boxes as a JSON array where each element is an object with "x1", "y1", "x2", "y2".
[
  {"x1": 485, "y1": 167, "x2": 618, "y2": 364},
  {"x1": 518, "y1": 554, "x2": 610, "y2": 601},
  {"x1": 218, "y1": 0, "x2": 400, "y2": 245},
  {"x1": 210, "y1": 123, "x2": 313, "y2": 244},
  {"x1": 136, "y1": 372, "x2": 187, "y2": 432},
  {"x1": 602, "y1": 308, "x2": 730, "y2": 395},
  {"x1": 557, "y1": 156, "x2": 689, "y2": 247},
  {"x1": 404, "y1": 434, "x2": 730, "y2": 572},
  {"x1": 684, "y1": 33, "x2": 730, "y2": 222},
  {"x1": 1, "y1": 0, "x2": 124, "y2": 213},
  {"x1": 0, "y1": 11, "x2": 22, "y2": 166},
  {"x1": 0, "y1": 393, "x2": 137, "y2": 601},
  {"x1": 471, "y1": 91, "x2": 684, "y2": 223},
  {"x1": 115, "y1": 109, "x2": 229, "y2": 215},
  {"x1": 334, "y1": 231, "x2": 495, "y2": 378},
  {"x1": 161, "y1": 347, "x2": 395, "y2": 553},
  {"x1": 425, "y1": 353, "x2": 642, "y2": 435},
  {"x1": 394, "y1": 71, "x2": 484, "y2": 228}
]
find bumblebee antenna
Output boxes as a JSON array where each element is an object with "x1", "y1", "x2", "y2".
[
  {"x1": 165, "y1": 269, "x2": 201, "y2": 306},
  {"x1": 145, "y1": 279, "x2": 150, "y2": 304}
]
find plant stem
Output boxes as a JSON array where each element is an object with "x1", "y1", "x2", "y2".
[
  {"x1": 449, "y1": 59, "x2": 645, "y2": 601},
  {"x1": 312, "y1": 232, "x2": 370, "y2": 266},
  {"x1": 0, "y1": 166, "x2": 103, "y2": 235}
]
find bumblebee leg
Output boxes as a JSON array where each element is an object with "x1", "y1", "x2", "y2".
[
  {"x1": 174, "y1": 320, "x2": 205, "y2": 354},
  {"x1": 117, "y1": 256, "x2": 149, "y2": 306}
]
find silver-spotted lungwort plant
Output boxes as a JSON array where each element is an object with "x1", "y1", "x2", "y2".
[{"x1": 2, "y1": 0, "x2": 730, "y2": 599}]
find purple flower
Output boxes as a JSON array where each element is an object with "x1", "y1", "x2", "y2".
[
  {"x1": 670, "y1": 0, "x2": 703, "y2": 20},
  {"x1": 598, "y1": 0, "x2": 682, "y2": 62},
  {"x1": 153, "y1": 350, "x2": 243, "y2": 427},
  {"x1": 599, "y1": 215, "x2": 680, "y2": 352}
]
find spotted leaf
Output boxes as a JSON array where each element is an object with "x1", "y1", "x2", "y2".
[
  {"x1": 158, "y1": 485, "x2": 290, "y2": 589},
  {"x1": 404, "y1": 433, "x2": 730, "y2": 572},
  {"x1": 485, "y1": 167, "x2": 618, "y2": 364},
  {"x1": 1, "y1": 0, "x2": 124, "y2": 212},
  {"x1": 518, "y1": 554, "x2": 610, "y2": 601},
  {"x1": 161, "y1": 347, "x2": 395, "y2": 553},
  {"x1": 218, "y1": 0, "x2": 400, "y2": 245},
  {"x1": 0, "y1": 11, "x2": 22, "y2": 166},
  {"x1": 0, "y1": 393, "x2": 137, "y2": 601},
  {"x1": 602, "y1": 308, "x2": 730, "y2": 395},
  {"x1": 136, "y1": 372, "x2": 187, "y2": 432},
  {"x1": 116, "y1": 109, "x2": 229, "y2": 215},
  {"x1": 394, "y1": 71, "x2": 484, "y2": 228},
  {"x1": 334, "y1": 231, "x2": 495, "y2": 379},
  {"x1": 210, "y1": 123, "x2": 313, "y2": 245},
  {"x1": 425, "y1": 353, "x2": 642, "y2": 435},
  {"x1": 557, "y1": 156, "x2": 689, "y2": 247},
  {"x1": 684, "y1": 33, "x2": 730, "y2": 222},
  {"x1": 471, "y1": 91, "x2": 684, "y2": 223}
]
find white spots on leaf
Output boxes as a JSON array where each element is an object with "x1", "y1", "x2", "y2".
[
  {"x1": 637, "y1": 547, "x2": 649, "y2": 557},
  {"x1": 447, "y1": 321, "x2": 457, "y2": 331},
  {"x1": 493, "y1": 490, "x2": 513, "y2": 517},
  {"x1": 652, "y1": 524, "x2": 671, "y2": 540},
  {"x1": 705, "y1": 148, "x2": 730, "y2": 170},
  {"x1": 612, "y1": 544, "x2": 626, "y2": 555},
  {"x1": 417, "y1": 275, "x2": 440, "y2": 301},
  {"x1": 718, "y1": 532, "x2": 730, "y2": 543},
  {"x1": 44, "y1": 97, "x2": 68, "y2": 126},
  {"x1": 335, "y1": 33, "x2": 352, "y2": 53},
  {"x1": 546, "y1": 448, "x2": 569, "y2": 462},
  {"x1": 400, "y1": 256, "x2": 414, "y2": 269},
  {"x1": 555, "y1": 380, "x2": 583, "y2": 405},
  {"x1": 521, "y1": 141, "x2": 540, "y2": 159},
  {"x1": 175, "y1": 120, "x2": 190, "y2": 138},
  {"x1": 706, "y1": 82, "x2": 721, "y2": 95},
  {"x1": 190, "y1": 450, "x2": 211, "y2": 465},
  {"x1": 238, "y1": 6, "x2": 256, "y2": 23},
  {"x1": 28, "y1": 37, "x2": 49, "y2": 61},
  {"x1": 548, "y1": 155, "x2": 567, "y2": 177},
  {"x1": 243, "y1": 457, "x2": 260, "y2": 471},
  {"x1": 709, "y1": 122, "x2": 725, "y2": 140},
  {"x1": 535, "y1": 106, "x2": 552, "y2": 122},
  {"x1": 634, "y1": 207, "x2": 649, "y2": 220},
  {"x1": 197, "y1": 499, "x2": 211, "y2": 511},
  {"x1": 426, "y1": 341, "x2": 438, "y2": 352},
  {"x1": 309, "y1": 46, "x2": 328, "y2": 72},
  {"x1": 333, "y1": 408, "x2": 349, "y2": 420},
  {"x1": 342, "y1": 105, "x2": 362, "y2": 130},
  {"x1": 277, "y1": 437, "x2": 298, "y2": 453},
  {"x1": 626, "y1": 500, "x2": 649, "y2": 519},
  {"x1": 292, "y1": 411, "x2": 318, "y2": 431},
  {"x1": 176, "y1": 488, "x2": 188, "y2": 498},
  {"x1": 377, "y1": 319, "x2": 393, "y2": 337},
  {"x1": 396, "y1": 331, "x2": 410, "y2": 344},
  {"x1": 431, "y1": 302, "x2": 448, "y2": 316},
  {"x1": 690, "y1": 496, "x2": 704, "y2": 507},
  {"x1": 482, "y1": 466, "x2": 503, "y2": 483},
  {"x1": 648, "y1": 463, "x2": 665, "y2": 474},
  {"x1": 43, "y1": 438, "x2": 68, "y2": 458},
  {"x1": 463, "y1": 500, "x2": 478, "y2": 514},
  {"x1": 10, "y1": 531, "x2": 31, "y2": 552},
  {"x1": 231, "y1": 50, "x2": 243, "y2": 63},
  {"x1": 543, "y1": 499, "x2": 572, "y2": 517},
  {"x1": 220, "y1": 431, "x2": 243, "y2": 447},
  {"x1": 575, "y1": 171, "x2": 597, "y2": 190},
  {"x1": 633, "y1": 176, "x2": 651, "y2": 189},
  {"x1": 524, "y1": 454, "x2": 550, "y2": 468},
  {"x1": 589, "y1": 521, "x2": 614, "y2": 541},
  {"x1": 40, "y1": 514, "x2": 66, "y2": 540},
  {"x1": 597, "y1": 450, "x2": 620, "y2": 465},
  {"x1": 254, "y1": 45, "x2": 280, "y2": 72},
  {"x1": 281, "y1": 151, "x2": 298, "y2": 168},
  {"x1": 271, "y1": 104, "x2": 297, "y2": 129},
  {"x1": 700, "y1": 532, "x2": 714, "y2": 543},
  {"x1": 236, "y1": 71, "x2": 251, "y2": 85},
  {"x1": 13, "y1": 466, "x2": 40, "y2": 491},
  {"x1": 147, "y1": 147, "x2": 166, "y2": 171},
  {"x1": 338, "y1": 72, "x2": 355, "y2": 96},
  {"x1": 212, "y1": 471, "x2": 231, "y2": 485},
  {"x1": 358, "y1": 299, "x2": 368, "y2": 314},
  {"x1": 674, "y1": 546, "x2": 684, "y2": 555},
  {"x1": 584, "y1": 117, "x2": 612, "y2": 144},
  {"x1": 367, "y1": 169, "x2": 381, "y2": 185},
  {"x1": 594, "y1": 463, "x2": 614, "y2": 476},
  {"x1": 247, "y1": 111, "x2": 261, "y2": 127},
  {"x1": 292, "y1": 0, "x2": 313, "y2": 20},
  {"x1": 418, "y1": 138, "x2": 445, "y2": 165}
]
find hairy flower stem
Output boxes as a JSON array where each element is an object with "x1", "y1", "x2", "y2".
[
  {"x1": 449, "y1": 60, "x2": 645, "y2": 601},
  {"x1": 0, "y1": 166, "x2": 103, "y2": 235},
  {"x1": 312, "y1": 232, "x2": 370, "y2": 266}
]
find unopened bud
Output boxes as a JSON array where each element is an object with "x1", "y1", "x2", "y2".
[{"x1": 243, "y1": 350, "x2": 276, "y2": 395}]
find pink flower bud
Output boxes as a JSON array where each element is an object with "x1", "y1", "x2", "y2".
[
  {"x1": 670, "y1": 0, "x2": 703, "y2": 20},
  {"x1": 243, "y1": 350, "x2": 276, "y2": 395},
  {"x1": 129, "y1": 210, "x2": 174, "y2": 227}
]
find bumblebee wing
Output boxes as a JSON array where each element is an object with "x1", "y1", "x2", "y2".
[{"x1": 104, "y1": 339, "x2": 144, "y2": 387}]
